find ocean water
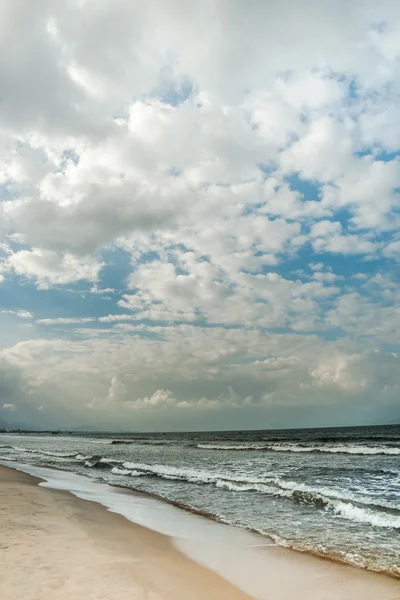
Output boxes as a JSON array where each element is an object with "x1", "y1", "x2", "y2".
[{"x1": 1, "y1": 424, "x2": 400, "y2": 577}]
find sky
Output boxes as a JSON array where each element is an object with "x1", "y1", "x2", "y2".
[{"x1": 0, "y1": 1, "x2": 400, "y2": 431}]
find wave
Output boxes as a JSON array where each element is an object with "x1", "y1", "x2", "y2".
[
  {"x1": 84, "y1": 456, "x2": 121, "y2": 469},
  {"x1": 331, "y1": 501, "x2": 400, "y2": 529},
  {"x1": 106, "y1": 438, "x2": 179, "y2": 447},
  {"x1": 196, "y1": 442, "x2": 400, "y2": 455},
  {"x1": 272, "y1": 444, "x2": 400, "y2": 455},
  {"x1": 111, "y1": 466, "x2": 147, "y2": 477},
  {"x1": 6, "y1": 439, "x2": 400, "y2": 456},
  {"x1": 319, "y1": 465, "x2": 400, "y2": 477},
  {"x1": 109, "y1": 440, "x2": 134, "y2": 445},
  {"x1": 13, "y1": 447, "x2": 81, "y2": 458},
  {"x1": 1, "y1": 445, "x2": 93, "y2": 461},
  {"x1": 2, "y1": 456, "x2": 398, "y2": 580},
  {"x1": 108, "y1": 480, "x2": 400, "y2": 578},
  {"x1": 6, "y1": 444, "x2": 400, "y2": 530},
  {"x1": 261, "y1": 530, "x2": 400, "y2": 578},
  {"x1": 96, "y1": 460, "x2": 400, "y2": 528},
  {"x1": 194, "y1": 443, "x2": 265, "y2": 450}
]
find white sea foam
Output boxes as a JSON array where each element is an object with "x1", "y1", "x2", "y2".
[
  {"x1": 271, "y1": 444, "x2": 400, "y2": 455},
  {"x1": 111, "y1": 467, "x2": 132, "y2": 476},
  {"x1": 12, "y1": 444, "x2": 394, "y2": 523},
  {"x1": 197, "y1": 444, "x2": 269, "y2": 451},
  {"x1": 197, "y1": 442, "x2": 400, "y2": 455},
  {"x1": 75, "y1": 454, "x2": 92, "y2": 461},
  {"x1": 111, "y1": 467, "x2": 145, "y2": 477},
  {"x1": 111, "y1": 461, "x2": 400, "y2": 528},
  {"x1": 13, "y1": 447, "x2": 79, "y2": 458},
  {"x1": 332, "y1": 502, "x2": 400, "y2": 529}
]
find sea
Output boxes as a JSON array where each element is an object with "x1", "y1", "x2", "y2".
[{"x1": 1, "y1": 424, "x2": 400, "y2": 578}]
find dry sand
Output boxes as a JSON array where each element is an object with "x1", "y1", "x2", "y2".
[{"x1": 0, "y1": 464, "x2": 399, "y2": 600}]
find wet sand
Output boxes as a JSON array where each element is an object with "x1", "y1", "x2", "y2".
[{"x1": 0, "y1": 464, "x2": 399, "y2": 600}]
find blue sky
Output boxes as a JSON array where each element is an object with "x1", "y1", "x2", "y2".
[{"x1": 0, "y1": 1, "x2": 400, "y2": 430}]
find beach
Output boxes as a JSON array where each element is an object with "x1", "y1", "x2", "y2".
[
  {"x1": 0, "y1": 465, "x2": 250, "y2": 600},
  {"x1": 1, "y1": 463, "x2": 399, "y2": 600},
  {"x1": 2, "y1": 428, "x2": 400, "y2": 577}
]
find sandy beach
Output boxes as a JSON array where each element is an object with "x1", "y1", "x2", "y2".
[{"x1": 0, "y1": 464, "x2": 399, "y2": 600}]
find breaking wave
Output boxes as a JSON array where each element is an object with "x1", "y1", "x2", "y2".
[
  {"x1": 83, "y1": 459, "x2": 400, "y2": 529},
  {"x1": 196, "y1": 442, "x2": 400, "y2": 455},
  {"x1": 6, "y1": 444, "x2": 400, "y2": 529},
  {"x1": 109, "y1": 440, "x2": 134, "y2": 445},
  {"x1": 1, "y1": 445, "x2": 92, "y2": 461},
  {"x1": 13, "y1": 447, "x2": 81, "y2": 458}
]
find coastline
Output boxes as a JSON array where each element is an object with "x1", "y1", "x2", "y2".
[
  {"x1": 0, "y1": 464, "x2": 251, "y2": 600},
  {"x1": 1, "y1": 462, "x2": 399, "y2": 599},
  {"x1": 110, "y1": 483, "x2": 400, "y2": 579},
  {"x1": 2, "y1": 430, "x2": 400, "y2": 579}
]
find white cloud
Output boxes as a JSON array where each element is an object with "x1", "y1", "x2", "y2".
[
  {"x1": 1, "y1": 1, "x2": 400, "y2": 427},
  {"x1": 0, "y1": 310, "x2": 33, "y2": 319},
  {"x1": 383, "y1": 239, "x2": 400, "y2": 259},
  {"x1": 321, "y1": 157, "x2": 400, "y2": 230},
  {"x1": 6, "y1": 249, "x2": 103, "y2": 287},
  {"x1": 37, "y1": 317, "x2": 96, "y2": 325},
  {"x1": 280, "y1": 117, "x2": 356, "y2": 182},
  {"x1": 325, "y1": 292, "x2": 400, "y2": 343},
  {"x1": 99, "y1": 314, "x2": 141, "y2": 323},
  {"x1": 310, "y1": 220, "x2": 342, "y2": 238},
  {"x1": 124, "y1": 389, "x2": 177, "y2": 411},
  {"x1": 312, "y1": 233, "x2": 378, "y2": 256},
  {"x1": 1, "y1": 326, "x2": 399, "y2": 428},
  {"x1": 308, "y1": 350, "x2": 400, "y2": 395}
]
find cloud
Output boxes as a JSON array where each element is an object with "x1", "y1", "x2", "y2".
[
  {"x1": 37, "y1": 317, "x2": 97, "y2": 325},
  {"x1": 308, "y1": 350, "x2": 400, "y2": 396},
  {"x1": 0, "y1": 310, "x2": 33, "y2": 319},
  {"x1": 124, "y1": 389, "x2": 178, "y2": 411},
  {"x1": 1, "y1": 327, "x2": 399, "y2": 429},
  {"x1": 5, "y1": 249, "x2": 103, "y2": 287},
  {"x1": 383, "y1": 239, "x2": 400, "y2": 260},
  {"x1": 280, "y1": 117, "x2": 355, "y2": 182},
  {"x1": 325, "y1": 292, "x2": 400, "y2": 343},
  {"x1": 1, "y1": 1, "x2": 400, "y2": 428}
]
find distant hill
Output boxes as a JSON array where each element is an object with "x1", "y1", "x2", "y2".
[{"x1": 0, "y1": 416, "x2": 40, "y2": 431}]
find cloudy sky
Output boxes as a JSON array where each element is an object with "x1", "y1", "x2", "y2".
[{"x1": 0, "y1": 1, "x2": 400, "y2": 431}]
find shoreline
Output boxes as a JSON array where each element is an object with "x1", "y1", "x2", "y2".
[
  {"x1": 2, "y1": 454, "x2": 399, "y2": 580},
  {"x1": 0, "y1": 464, "x2": 252, "y2": 600},
  {"x1": 111, "y1": 481, "x2": 400, "y2": 580},
  {"x1": 1, "y1": 461, "x2": 399, "y2": 599}
]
